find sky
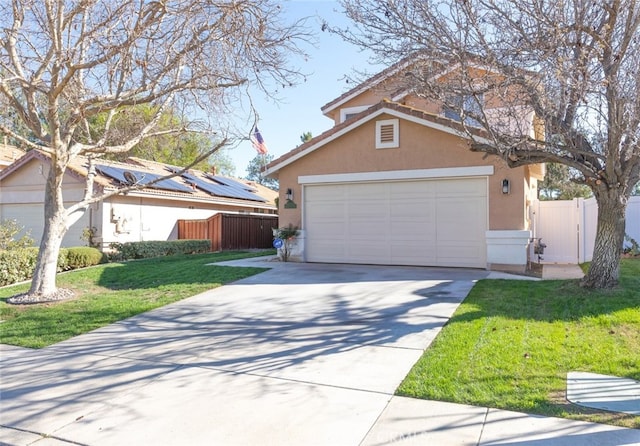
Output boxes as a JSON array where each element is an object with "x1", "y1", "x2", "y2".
[{"x1": 227, "y1": 0, "x2": 381, "y2": 177}]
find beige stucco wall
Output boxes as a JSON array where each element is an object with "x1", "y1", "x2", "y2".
[
  {"x1": 0, "y1": 158, "x2": 92, "y2": 247},
  {"x1": 276, "y1": 114, "x2": 529, "y2": 232}
]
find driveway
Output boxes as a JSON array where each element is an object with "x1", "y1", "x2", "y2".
[
  {"x1": 1, "y1": 260, "x2": 484, "y2": 445},
  {"x1": 2, "y1": 260, "x2": 637, "y2": 445}
]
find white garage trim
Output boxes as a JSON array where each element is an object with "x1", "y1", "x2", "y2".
[{"x1": 299, "y1": 166, "x2": 494, "y2": 185}]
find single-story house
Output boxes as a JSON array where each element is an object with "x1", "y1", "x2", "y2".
[
  {"x1": 264, "y1": 58, "x2": 545, "y2": 273},
  {"x1": 0, "y1": 149, "x2": 277, "y2": 249}
]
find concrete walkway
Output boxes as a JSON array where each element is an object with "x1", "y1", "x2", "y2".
[{"x1": 1, "y1": 259, "x2": 638, "y2": 445}]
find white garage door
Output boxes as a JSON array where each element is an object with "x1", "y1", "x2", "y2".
[
  {"x1": 304, "y1": 177, "x2": 487, "y2": 268},
  {"x1": 1, "y1": 204, "x2": 90, "y2": 248}
]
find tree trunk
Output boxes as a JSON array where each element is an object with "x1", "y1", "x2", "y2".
[
  {"x1": 26, "y1": 161, "x2": 69, "y2": 300},
  {"x1": 581, "y1": 191, "x2": 627, "y2": 289}
]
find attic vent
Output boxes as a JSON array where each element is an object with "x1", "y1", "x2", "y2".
[{"x1": 375, "y1": 119, "x2": 399, "y2": 149}]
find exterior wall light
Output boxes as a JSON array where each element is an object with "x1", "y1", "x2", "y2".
[
  {"x1": 286, "y1": 188, "x2": 293, "y2": 201},
  {"x1": 502, "y1": 179, "x2": 510, "y2": 194}
]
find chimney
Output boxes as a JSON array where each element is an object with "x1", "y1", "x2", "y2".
[{"x1": 210, "y1": 165, "x2": 216, "y2": 176}]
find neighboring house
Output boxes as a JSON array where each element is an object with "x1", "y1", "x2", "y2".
[
  {"x1": 0, "y1": 143, "x2": 25, "y2": 171},
  {"x1": 0, "y1": 150, "x2": 277, "y2": 249},
  {"x1": 264, "y1": 57, "x2": 545, "y2": 272}
]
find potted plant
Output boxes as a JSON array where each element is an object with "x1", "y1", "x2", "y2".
[{"x1": 273, "y1": 225, "x2": 299, "y2": 262}]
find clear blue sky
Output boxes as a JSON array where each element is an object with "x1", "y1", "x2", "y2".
[{"x1": 229, "y1": 0, "x2": 380, "y2": 177}]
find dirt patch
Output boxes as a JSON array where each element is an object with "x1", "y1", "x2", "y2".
[{"x1": 524, "y1": 262, "x2": 543, "y2": 278}]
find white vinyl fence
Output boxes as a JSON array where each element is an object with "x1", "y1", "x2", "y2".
[{"x1": 532, "y1": 196, "x2": 640, "y2": 264}]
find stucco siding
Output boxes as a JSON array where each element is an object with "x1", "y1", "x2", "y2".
[{"x1": 277, "y1": 114, "x2": 527, "y2": 231}]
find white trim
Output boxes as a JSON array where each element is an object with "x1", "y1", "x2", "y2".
[
  {"x1": 263, "y1": 106, "x2": 494, "y2": 177},
  {"x1": 340, "y1": 106, "x2": 369, "y2": 123},
  {"x1": 375, "y1": 119, "x2": 399, "y2": 149},
  {"x1": 299, "y1": 166, "x2": 494, "y2": 185}
]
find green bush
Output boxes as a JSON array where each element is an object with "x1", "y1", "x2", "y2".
[
  {"x1": 0, "y1": 219, "x2": 34, "y2": 251},
  {"x1": 65, "y1": 247, "x2": 108, "y2": 269},
  {"x1": 0, "y1": 248, "x2": 39, "y2": 287},
  {"x1": 0, "y1": 247, "x2": 76, "y2": 287},
  {"x1": 109, "y1": 240, "x2": 210, "y2": 261}
]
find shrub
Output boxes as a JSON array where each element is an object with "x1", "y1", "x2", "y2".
[
  {"x1": 109, "y1": 240, "x2": 210, "y2": 260},
  {"x1": 65, "y1": 247, "x2": 108, "y2": 269},
  {"x1": 0, "y1": 248, "x2": 39, "y2": 287},
  {"x1": 0, "y1": 247, "x2": 74, "y2": 287},
  {"x1": 273, "y1": 225, "x2": 299, "y2": 262},
  {"x1": 0, "y1": 219, "x2": 34, "y2": 251}
]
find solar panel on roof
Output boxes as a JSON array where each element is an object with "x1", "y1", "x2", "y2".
[
  {"x1": 208, "y1": 175, "x2": 258, "y2": 193},
  {"x1": 96, "y1": 165, "x2": 194, "y2": 193},
  {"x1": 181, "y1": 172, "x2": 266, "y2": 202}
]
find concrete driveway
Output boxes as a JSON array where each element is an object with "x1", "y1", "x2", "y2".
[{"x1": 1, "y1": 259, "x2": 637, "y2": 445}]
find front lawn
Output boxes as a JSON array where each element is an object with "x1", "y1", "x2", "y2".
[
  {"x1": 0, "y1": 250, "x2": 272, "y2": 348},
  {"x1": 397, "y1": 258, "x2": 640, "y2": 429}
]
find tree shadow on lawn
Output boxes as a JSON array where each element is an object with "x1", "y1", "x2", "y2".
[{"x1": 94, "y1": 260, "x2": 268, "y2": 291}]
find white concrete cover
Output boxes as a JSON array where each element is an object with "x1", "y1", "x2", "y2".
[{"x1": 567, "y1": 371, "x2": 640, "y2": 415}]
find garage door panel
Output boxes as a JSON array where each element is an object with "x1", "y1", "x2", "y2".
[
  {"x1": 348, "y1": 243, "x2": 391, "y2": 265},
  {"x1": 437, "y1": 243, "x2": 486, "y2": 267},
  {"x1": 305, "y1": 184, "x2": 346, "y2": 200},
  {"x1": 436, "y1": 178, "x2": 486, "y2": 197},
  {"x1": 391, "y1": 242, "x2": 437, "y2": 264},
  {"x1": 307, "y1": 240, "x2": 346, "y2": 260},
  {"x1": 349, "y1": 182, "x2": 388, "y2": 200},
  {"x1": 437, "y1": 199, "x2": 486, "y2": 242},
  {"x1": 390, "y1": 181, "x2": 436, "y2": 198},
  {"x1": 305, "y1": 178, "x2": 487, "y2": 267}
]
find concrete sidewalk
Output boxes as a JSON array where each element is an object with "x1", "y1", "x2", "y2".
[{"x1": 1, "y1": 260, "x2": 638, "y2": 445}]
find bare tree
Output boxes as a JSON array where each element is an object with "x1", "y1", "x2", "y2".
[
  {"x1": 336, "y1": 0, "x2": 640, "y2": 288},
  {"x1": 0, "y1": 0, "x2": 308, "y2": 302}
]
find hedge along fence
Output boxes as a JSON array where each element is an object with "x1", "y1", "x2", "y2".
[
  {"x1": 109, "y1": 239, "x2": 211, "y2": 261},
  {"x1": 0, "y1": 247, "x2": 107, "y2": 287}
]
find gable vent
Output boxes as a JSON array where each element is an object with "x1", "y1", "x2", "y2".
[
  {"x1": 375, "y1": 119, "x2": 399, "y2": 149},
  {"x1": 379, "y1": 124, "x2": 395, "y2": 143}
]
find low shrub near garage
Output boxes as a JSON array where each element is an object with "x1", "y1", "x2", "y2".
[{"x1": 109, "y1": 239, "x2": 211, "y2": 260}]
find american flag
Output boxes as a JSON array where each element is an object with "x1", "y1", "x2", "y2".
[{"x1": 251, "y1": 126, "x2": 268, "y2": 155}]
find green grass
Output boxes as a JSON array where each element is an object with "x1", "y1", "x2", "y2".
[
  {"x1": 0, "y1": 250, "x2": 273, "y2": 348},
  {"x1": 397, "y1": 258, "x2": 640, "y2": 429}
]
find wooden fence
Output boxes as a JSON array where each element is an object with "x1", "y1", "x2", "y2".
[{"x1": 178, "y1": 213, "x2": 278, "y2": 252}]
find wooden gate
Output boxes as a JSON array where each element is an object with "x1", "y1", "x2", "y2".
[{"x1": 178, "y1": 213, "x2": 278, "y2": 251}]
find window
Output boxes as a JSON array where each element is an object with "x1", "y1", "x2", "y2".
[
  {"x1": 340, "y1": 106, "x2": 369, "y2": 123},
  {"x1": 376, "y1": 119, "x2": 399, "y2": 149},
  {"x1": 444, "y1": 94, "x2": 483, "y2": 127}
]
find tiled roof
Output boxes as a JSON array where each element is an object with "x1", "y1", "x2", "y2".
[
  {"x1": 320, "y1": 54, "x2": 420, "y2": 115},
  {"x1": 0, "y1": 144, "x2": 26, "y2": 167},
  {"x1": 1, "y1": 150, "x2": 277, "y2": 208}
]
